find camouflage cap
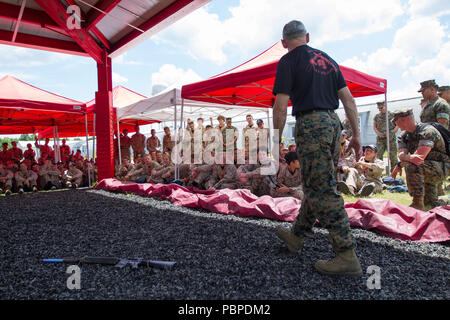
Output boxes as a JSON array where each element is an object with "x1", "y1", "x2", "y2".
[
  {"x1": 376, "y1": 101, "x2": 385, "y2": 108},
  {"x1": 226, "y1": 117, "x2": 232, "y2": 121},
  {"x1": 392, "y1": 108, "x2": 414, "y2": 122},
  {"x1": 418, "y1": 79, "x2": 438, "y2": 92},
  {"x1": 438, "y1": 85, "x2": 450, "y2": 93}
]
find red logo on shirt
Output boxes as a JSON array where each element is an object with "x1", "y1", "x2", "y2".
[{"x1": 307, "y1": 50, "x2": 337, "y2": 75}]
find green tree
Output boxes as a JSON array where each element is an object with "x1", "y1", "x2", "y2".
[
  {"x1": 19, "y1": 134, "x2": 34, "y2": 141},
  {"x1": 0, "y1": 137, "x2": 14, "y2": 148}
]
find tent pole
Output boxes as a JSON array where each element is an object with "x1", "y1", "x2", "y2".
[
  {"x1": 85, "y1": 113, "x2": 91, "y2": 187},
  {"x1": 93, "y1": 113, "x2": 96, "y2": 162},
  {"x1": 267, "y1": 108, "x2": 271, "y2": 156},
  {"x1": 384, "y1": 92, "x2": 390, "y2": 175},
  {"x1": 33, "y1": 127, "x2": 40, "y2": 159},
  {"x1": 180, "y1": 98, "x2": 185, "y2": 169},
  {"x1": 52, "y1": 123, "x2": 57, "y2": 162},
  {"x1": 117, "y1": 115, "x2": 122, "y2": 166},
  {"x1": 56, "y1": 125, "x2": 60, "y2": 163},
  {"x1": 173, "y1": 89, "x2": 178, "y2": 180}
]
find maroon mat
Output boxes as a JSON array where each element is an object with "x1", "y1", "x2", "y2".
[{"x1": 96, "y1": 179, "x2": 450, "y2": 243}]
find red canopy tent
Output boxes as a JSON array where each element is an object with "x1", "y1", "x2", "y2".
[
  {"x1": 37, "y1": 85, "x2": 159, "y2": 138},
  {"x1": 0, "y1": 75, "x2": 86, "y2": 134},
  {"x1": 0, "y1": 0, "x2": 210, "y2": 180},
  {"x1": 182, "y1": 41, "x2": 391, "y2": 169},
  {"x1": 182, "y1": 41, "x2": 387, "y2": 107}
]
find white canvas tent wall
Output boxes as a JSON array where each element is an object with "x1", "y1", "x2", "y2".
[{"x1": 117, "y1": 88, "x2": 271, "y2": 178}]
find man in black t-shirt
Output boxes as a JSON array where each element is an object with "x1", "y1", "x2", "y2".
[{"x1": 273, "y1": 20, "x2": 363, "y2": 277}]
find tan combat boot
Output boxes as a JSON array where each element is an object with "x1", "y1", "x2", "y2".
[
  {"x1": 314, "y1": 249, "x2": 363, "y2": 277},
  {"x1": 409, "y1": 195, "x2": 425, "y2": 211},
  {"x1": 275, "y1": 226, "x2": 304, "y2": 253}
]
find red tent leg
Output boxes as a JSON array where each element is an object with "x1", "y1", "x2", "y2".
[{"x1": 95, "y1": 50, "x2": 114, "y2": 180}]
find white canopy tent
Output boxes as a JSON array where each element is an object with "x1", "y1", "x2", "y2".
[
  {"x1": 117, "y1": 88, "x2": 272, "y2": 179},
  {"x1": 117, "y1": 88, "x2": 271, "y2": 123}
]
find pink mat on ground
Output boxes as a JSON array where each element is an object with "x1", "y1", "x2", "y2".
[{"x1": 95, "y1": 179, "x2": 450, "y2": 243}]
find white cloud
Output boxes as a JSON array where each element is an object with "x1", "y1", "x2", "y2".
[
  {"x1": 151, "y1": 64, "x2": 202, "y2": 90},
  {"x1": 0, "y1": 44, "x2": 71, "y2": 67},
  {"x1": 393, "y1": 17, "x2": 446, "y2": 60},
  {"x1": 341, "y1": 16, "x2": 447, "y2": 75},
  {"x1": 155, "y1": 0, "x2": 404, "y2": 65},
  {"x1": 112, "y1": 72, "x2": 128, "y2": 84},
  {"x1": 402, "y1": 41, "x2": 450, "y2": 84},
  {"x1": 407, "y1": 0, "x2": 450, "y2": 18},
  {"x1": 342, "y1": 47, "x2": 410, "y2": 74},
  {"x1": 112, "y1": 52, "x2": 143, "y2": 65}
]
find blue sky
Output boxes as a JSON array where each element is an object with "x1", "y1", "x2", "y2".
[{"x1": 1, "y1": 0, "x2": 449, "y2": 105}]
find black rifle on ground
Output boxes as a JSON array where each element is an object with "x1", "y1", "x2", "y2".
[{"x1": 43, "y1": 256, "x2": 176, "y2": 270}]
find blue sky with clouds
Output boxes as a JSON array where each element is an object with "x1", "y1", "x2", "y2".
[{"x1": 1, "y1": 0, "x2": 449, "y2": 105}]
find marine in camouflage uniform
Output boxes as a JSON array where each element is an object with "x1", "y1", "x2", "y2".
[
  {"x1": 222, "y1": 118, "x2": 239, "y2": 152},
  {"x1": 291, "y1": 111, "x2": 356, "y2": 251},
  {"x1": 130, "y1": 126, "x2": 147, "y2": 160},
  {"x1": 116, "y1": 158, "x2": 134, "y2": 180},
  {"x1": 418, "y1": 80, "x2": 450, "y2": 129},
  {"x1": 271, "y1": 151, "x2": 303, "y2": 200},
  {"x1": 0, "y1": 164, "x2": 14, "y2": 194},
  {"x1": 339, "y1": 145, "x2": 385, "y2": 196},
  {"x1": 150, "y1": 161, "x2": 173, "y2": 184},
  {"x1": 124, "y1": 155, "x2": 152, "y2": 181},
  {"x1": 211, "y1": 163, "x2": 242, "y2": 190},
  {"x1": 336, "y1": 130, "x2": 355, "y2": 182},
  {"x1": 418, "y1": 80, "x2": 450, "y2": 195},
  {"x1": 187, "y1": 164, "x2": 217, "y2": 190},
  {"x1": 237, "y1": 154, "x2": 278, "y2": 196},
  {"x1": 393, "y1": 108, "x2": 450, "y2": 209},
  {"x1": 120, "y1": 130, "x2": 132, "y2": 161},
  {"x1": 373, "y1": 101, "x2": 398, "y2": 172},
  {"x1": 243, "y1": 115, "x2": 258, "y2": 159},
  {"x1": 15, "y1": 163, "x2": 38, "y2": 192}
]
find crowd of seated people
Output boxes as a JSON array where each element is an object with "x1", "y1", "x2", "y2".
[
  {"x1": 0, "y1": 138, "x2": 97, "y2": 195},
  {"x1": 115, "y1": 108, "x2": 448, "y2": 201},
  {"x1": 113, "y1": 115, "x2": 305, "y2": 201}
]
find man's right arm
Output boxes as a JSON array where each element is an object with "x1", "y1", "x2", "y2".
[{"x1": 338, "y1": 86, "x2": 362, "y2": 159}]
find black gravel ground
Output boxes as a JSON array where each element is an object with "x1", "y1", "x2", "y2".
[{"x1": 0, "y1": 188, "x2": 448, "y2": 300}]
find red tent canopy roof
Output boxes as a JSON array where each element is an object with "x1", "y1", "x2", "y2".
[
  {"x1": 0, "y1": 75, "x2": 86, "y2": 113},
  {"x1": 37, "y1": 85, "x2": 159, "y2": 138},
  {"x1": 182, "y1": 41, "x2": 387, "y2": 107},
  {"x1": 0, "y1": 75, "x2": 88, "y2": 134}
]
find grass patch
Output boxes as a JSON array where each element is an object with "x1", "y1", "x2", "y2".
[{"x1": 341, "y1": 172, "x2": 450, "y2": 210}]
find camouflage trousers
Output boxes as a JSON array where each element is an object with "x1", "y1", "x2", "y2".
[
  {"x1": 292, "y1": 110, "x2": 355, "y2": 252},
  {"x1": 376, "y1": 136, "x2": 397, "y2": 173},
  {"x1": 405, "y1": 160, "x2": 449, "y2": 205}
]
